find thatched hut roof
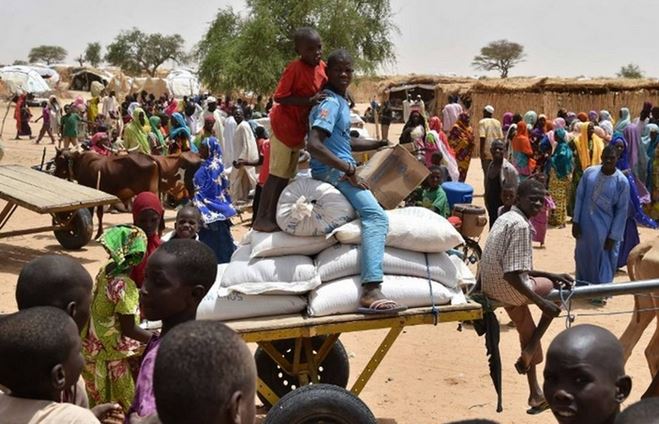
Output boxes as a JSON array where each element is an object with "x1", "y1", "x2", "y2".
[
  {"x1": 377, "y1": 74, "x2": 475, "y2": 94},
  {"x1": 468, "y1": 77, "x2": 659, "y2": 94}
]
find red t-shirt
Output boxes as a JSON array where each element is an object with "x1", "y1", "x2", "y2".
[
  {"x1": 269, "y1": 59, "x2": 327, "y2": 148},
  {"x1": 257, "y1": 138, "x2": 271, "y2": 186}
]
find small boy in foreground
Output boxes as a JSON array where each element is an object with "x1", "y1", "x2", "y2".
[
  {"x1": 154, "y1": 320, "x2": 256, "y2": 424},
  {"x1": 0, "y1": 307, "x2": 119, "y2": 423},
  {"x1": 543, "y1": 324, "x2": 632, "y2": 424},
  {"x1": 419, "y1": 165, "x2": 450, "y2": 218},
  {"x1": 252, "y1": 27, "x2": 327, "y2": 232},
  {"x1": 128, "y1": 239, "x2": 218, "y2": 420}
]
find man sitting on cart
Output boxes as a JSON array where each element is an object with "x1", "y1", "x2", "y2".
[
  {"x1": 307, "y1": 49, "x2": 404, "y2": 314},
  {"x1": 480, "y1": 178, "x2": 573, "y2": 414}
]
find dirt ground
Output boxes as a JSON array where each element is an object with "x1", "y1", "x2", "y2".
[{"x1": 0, "y1": 99, "x2": 657, "y2": 424}]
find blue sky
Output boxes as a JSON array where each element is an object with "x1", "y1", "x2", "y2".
[{"x1": 3, "y1": 0, "x2": 657, "y2": 78}]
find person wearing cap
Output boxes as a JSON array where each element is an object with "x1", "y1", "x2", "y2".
[
  {"x1": 479, "y1": 105, "x2": 504, "y2": 189},
  {"x1": 202, "y1": 97, "x2": 225, "y2": 147}
]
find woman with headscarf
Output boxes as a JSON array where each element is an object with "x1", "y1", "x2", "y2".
[
  {"x1": 624, "y1": 123, "x2": 649, "y2": 184},
  {"x1": 426, "y1": 116, "x2": 459, "y2": 181},
  {"x1": 565, "y1": 112, "x2": 577, "y2": 128},
  {"x1": 523, "y1": 110, "x2": 537, "y2": 129},
  {"x1": 548, "y1": 128, "x2": 574, "y2": 228},
  {"x1": 504, "y1": 113, "x2": 522, "y2": 160},
  {"x1": 90, "y1": 132, "x2": 113, "y2": 156},
  {"x1": 399, "y1": 110, "x2": 426, "y2": 152},
  {"x1": 577, "y1": 112, "x2": 589, "y2": 123},
  {"x1": 193, "y1": 135, "x2": 237, "y2": 263},
  {"x1": 610, "y1": 135, "x2": 657, "y2": 267},
  {"x1": 530, "y1": 114, "x2": 547, "y2": 144},
  {"x1": 599, "y1": 110, "x2": 614, "y2": 137},
  {"x1": 148, "y1": 116, "x2": 168, "y2": 155},
  {"x1": 647, "y1": 124, "x2": 659, "y2": 219},
  {"x1": 511, "y1": 121, "x2": 535, "y2": 179},
  {"x1": 168, "y1": 112, "x2": 192, "y2": 153},
  {"x1": 123, "y1": 108, "x2": 151, "y2": 154},
  {"x1": 568, "y1": 122, "x2": 605, "y2": 216},
  {"x1": 614, "y1": 107, "x2": 631, "y2": 135},
  {"x1": 588, "y1": 111, "x2": 599, "y2": 125},
  {"x1": 447, "y1": 113, "x2": 475, "y2": 182},
  {"x1": 130, "y1": 192, "x2": 164, "y2": 287}
]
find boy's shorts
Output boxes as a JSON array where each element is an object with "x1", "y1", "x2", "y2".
[{"x1": 269, "y1": 134, "x2": 301, "y2": 179}]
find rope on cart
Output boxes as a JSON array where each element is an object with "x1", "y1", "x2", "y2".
[
  {"x1": 559, "y1": 285, "x2": 576, "y2": 329},
  {"x1": 424, "y1": 253, "x2": 439, "y2": 325}
]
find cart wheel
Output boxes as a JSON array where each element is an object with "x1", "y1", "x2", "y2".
[
  {"x1": 264, "y1": 384, "x2": 377, "y2": 424},
  {"x1": 255, "y1": 337, "x2": 350, "y2": 408},
  {"x1": 53, "y1": 208, "x2": 93, "y2": 249}
]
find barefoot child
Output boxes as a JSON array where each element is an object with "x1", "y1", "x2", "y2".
[
  {"x1": 0, "y1": 307, "x2": 121, "y2": 423},
  {"x1": 161, "y1": 205, "x2": 202, "y2": 242},
  {"x1": 81, "y1": 225, "x2": 154, "y2": 411},
  {"x1": 252, "y1": 27, "x2": 327, "y2": 232},
  {"x1": 128, "y1": 240, "x2": 218, "y2": 420},
  {"x1": 153, "y1": 321, "x2": 257, "y2": 424},
  {"x1": 34, "y1": 101, "x2": 56, "y2": 144},
  {"x1": 480, "y1": 179, "x2": 573, "y2": 414},
  {"x1": 543, "y1": 324, "x2": 631, "y2": 424}
]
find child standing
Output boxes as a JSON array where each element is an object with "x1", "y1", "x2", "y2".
[
  {"x1": 497, "y1": 185, "x2": 517, "y2": 217},
  {"x1": 82, "y1": 225, "x2": 154, "y2": 411},
  {"x1": 128, "y1": 239, "x2": 218, "y2": 420},
  {"x1": 419, "y1": 166, "x2": 450, "y2": 218},
  {"x1": 161, "y1": 205, "x2": 202, "y2": 242},
  {"x1": 529, "y1": 173, "x2": 555, "y2": 247},
  {"x1": 235, "y1": 125, "x2": 270, "y2": 222},
  {"x1": 252, "y1": 27, "x2": 327, "y2": 232},
  {"x1": 130, "y1": 192, "x2": 164, "y2": 287},
  {"x1": 61, "y1": 105, "x2": 80, "y2": 149}
]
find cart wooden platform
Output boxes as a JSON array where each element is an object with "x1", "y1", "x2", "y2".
[
  {"x1": 0, "y1": 164, "x2": 118, "y2": 249},
  {"x1": 226, "y1": 302, "x2": 482, "y2": 422}
]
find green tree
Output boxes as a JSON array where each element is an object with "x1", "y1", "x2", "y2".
[
  {"x1": 472, "y1": 39, "x2": 525, "y2": 78},
  {"x1": 28, "y1": 45, "x2": 68, "y2": 65},
  {"x1": 617, "y1": 63, "x2": 643, "y2": 79},
  {"x1": 12, "y1": 60, "x2": 28, "y2": 66},
  {"x1": 105, "y1": 29, "x2": 186, "y2": 76},
  {"x1": 197, "y1": 0, "x2": 397, "y2": 94},
  {"x1": 85, "y1": 42, "x2": 102, "y2": 67}
]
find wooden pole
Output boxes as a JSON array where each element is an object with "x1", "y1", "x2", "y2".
[{"x1": 373, "y1": 108, "x2": 381, "y2": 140}]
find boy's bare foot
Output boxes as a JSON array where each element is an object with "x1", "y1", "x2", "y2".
[
  {"x1": 358, "y1": 283, "x2": 406, "y2": 314},
  {"x1": 515, "y1": 345, "x2": 538, "y2": 374}
]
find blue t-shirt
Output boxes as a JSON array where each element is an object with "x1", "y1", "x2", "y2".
[{"x1": 309, "y1": 89, "x2": 354, "y2": 176}]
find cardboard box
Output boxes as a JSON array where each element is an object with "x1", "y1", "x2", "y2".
[{"x1": 356, "y1": 145, "x2": 429, "y2": 210}]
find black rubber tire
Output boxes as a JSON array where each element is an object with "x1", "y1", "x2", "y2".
[
  {"x1": 255, "y1": 337, "x2": 350, "y2": 408},
  {"x1": 264, "y1": 384, "x2": 377, "y2": 424},
  {"x1": 53, "y1": 208, "x2": 93, "y2": 249}
]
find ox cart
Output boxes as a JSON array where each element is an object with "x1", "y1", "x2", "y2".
[
  {"x1": 225, "y1": 302, "x2": 483, "y2": 423},
  {"x1": 0, "y1": 164, "x2": 118, "y2": 249}
]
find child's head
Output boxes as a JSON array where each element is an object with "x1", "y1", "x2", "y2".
[
  {"x1": 543, "y1": 324, "x2": 631, "y2": 424},
  {"x1": 132, "y1": 191, "x2": 164, "y2": 238},
  {"x1": 516, "y1": 179, "x2": 546, "y2": 219},
  {"x1": 154, "y1": 320, "x2": 256, "y2": 424},
  {"x1": 428, "y1": 166, "x2": 445, "y2": 189},
  {"x1": 140, "y1": 239, "x2": 217, "y2": 323},
  {"x1": 326, "y1": 49, "x2": 353, "y2": 94},
  {"x1": 501, "y1": 185, "x2": 517, "y2": 208},
  {"x1": 0, "y1": 307, "x2": 83, "y2": 400},
  {"x1": 41, "y1": 101, "x2": 47, "y2": 108},
  {"x1": 16, "y1": 255, "x2": 93, "y2": 332},
  {"x1": 615, "y1": 398, "x2": 659, "y2": 424},
  {"x1": 174, "y1": 205, "x2": 202, "y2": 240},
  {"x1": 255, "y1": 126, "x2": 267, "y2": 140},
  {"x1": 294, "y1": 27, "x2": 322, "y2": 67},
  {"x1": 431, "y1": 151, "x2": 444, "y2": 166}
]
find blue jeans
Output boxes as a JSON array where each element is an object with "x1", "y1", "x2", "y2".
[{"x1": 313, "y1": 168, "x2": 388, "y2": 284}]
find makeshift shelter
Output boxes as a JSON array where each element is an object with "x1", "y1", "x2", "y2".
[
  {"x1": 129, "y1": 77, "x2": 170, "y2": 98},
  {"x1": 106, "y1": 74, "x2": 132, "y2": 96},
  {"x1": 0, "y1": 66, "x2": 50, "y2": 94},
  {"x1": 27, "y1": 65, "x2": 60, "y2": 87},
  {"x1": 166, "y1": 69, "x2": 200, "y2": 98},
  {"x1": 70, "y1": 68, "x2": 111, "y2": 91}
]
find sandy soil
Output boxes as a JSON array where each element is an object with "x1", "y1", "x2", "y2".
[{"x1": 0, "y1": 100, "x2": 657, "y2": 424}]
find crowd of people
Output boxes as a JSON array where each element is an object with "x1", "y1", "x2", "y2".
[{"x1": 3, "y1": 22, "x2": 659, "y2": 424}]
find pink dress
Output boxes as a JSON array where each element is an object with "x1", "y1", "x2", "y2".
[{"x1": 530, "y1": 196, "x2": 556, "y2": 244}]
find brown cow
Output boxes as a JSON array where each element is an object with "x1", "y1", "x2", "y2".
[
  {"x1": 618, "y1": 236, "x2": 659, "y2": 396},
  {"x1": 150, "y1": 152, "x2": 201, "y2": 199},
  {"x1": 53, "y1": 149, "x2": 159, "y2": 238}
]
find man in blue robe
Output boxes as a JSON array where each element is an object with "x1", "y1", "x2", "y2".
[{"x1": 573, "y1": 145, "x2": 630, "y2": 285}]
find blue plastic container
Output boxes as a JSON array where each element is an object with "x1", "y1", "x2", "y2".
[{"x1": 441, "y1": 182, "x2": 474, "y2": 208}]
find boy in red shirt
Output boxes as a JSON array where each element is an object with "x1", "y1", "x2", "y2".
[{"x1": 252, "y1": 27, "x2": 327, "y2": 232}]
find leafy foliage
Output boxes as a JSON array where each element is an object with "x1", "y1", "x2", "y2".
[
  {"x1": 28, "y1": 45, "x2": 68, "y2": 65},
  {"x1": 472, "y1": 39, "x2": 525, "y2": 78},
  {"x1": 106, "y1": 29, "x2": 186, "y2": 76},
  {"x1": 617, "y1": 63, "x2": 643, "y2": 79},
  {"x1": 197, "y1": 0, "x2": 397, "y2": 94},
  {"x1": 85, "y1": 42, "x2": 102, "y2": 67},
  {"x1": 12, "y1": 60, "x2": 28, "y2": 66}
]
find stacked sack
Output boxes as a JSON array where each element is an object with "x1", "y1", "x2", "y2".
[
  {"x1": 197, "y1": 177, "x2": 475, "y2": 321},
  {"x1": 198, "y1": 177, "x2": 354, "y2": 321},
  {"x1": 308, "y1": 207, "x2": 471, "y2": 317}
]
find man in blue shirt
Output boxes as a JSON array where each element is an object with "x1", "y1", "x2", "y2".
[{"x1": 307, "y1": 49, "x2": 404, "y2": 314}]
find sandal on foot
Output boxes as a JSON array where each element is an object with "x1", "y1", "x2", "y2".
[
  {"x1": 357, "y1": 299, "x2": 407, "y2": 315},
  {"x1": 526, "y1": 400, "x2": 550, "y2": 415}
]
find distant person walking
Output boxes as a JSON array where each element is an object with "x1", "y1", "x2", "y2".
[{"x1": 478, "y1": 105, "x2": 504, "y2": 186}]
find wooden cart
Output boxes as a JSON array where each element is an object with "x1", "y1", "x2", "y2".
[
  {"x1": 0, "y1": 164, "x2": 118, "y2": 249},
  {"x1": 226, "y1": 303, "x2": 482, "y2": 423}
]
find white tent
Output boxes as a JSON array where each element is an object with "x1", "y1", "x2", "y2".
[
  {"x1": 29, "y1": 65, "x2": 60, "y2": 87},
  {"x1": 166, "y1": 69, "x2": 200, "y2": 98},
  {"x1": 0, "y1": 66, "x2": 50, "y2": 94}
]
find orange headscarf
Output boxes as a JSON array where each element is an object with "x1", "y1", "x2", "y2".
[{"x1": 512, "y1": 122, "x2": 536, "y2": 170}]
